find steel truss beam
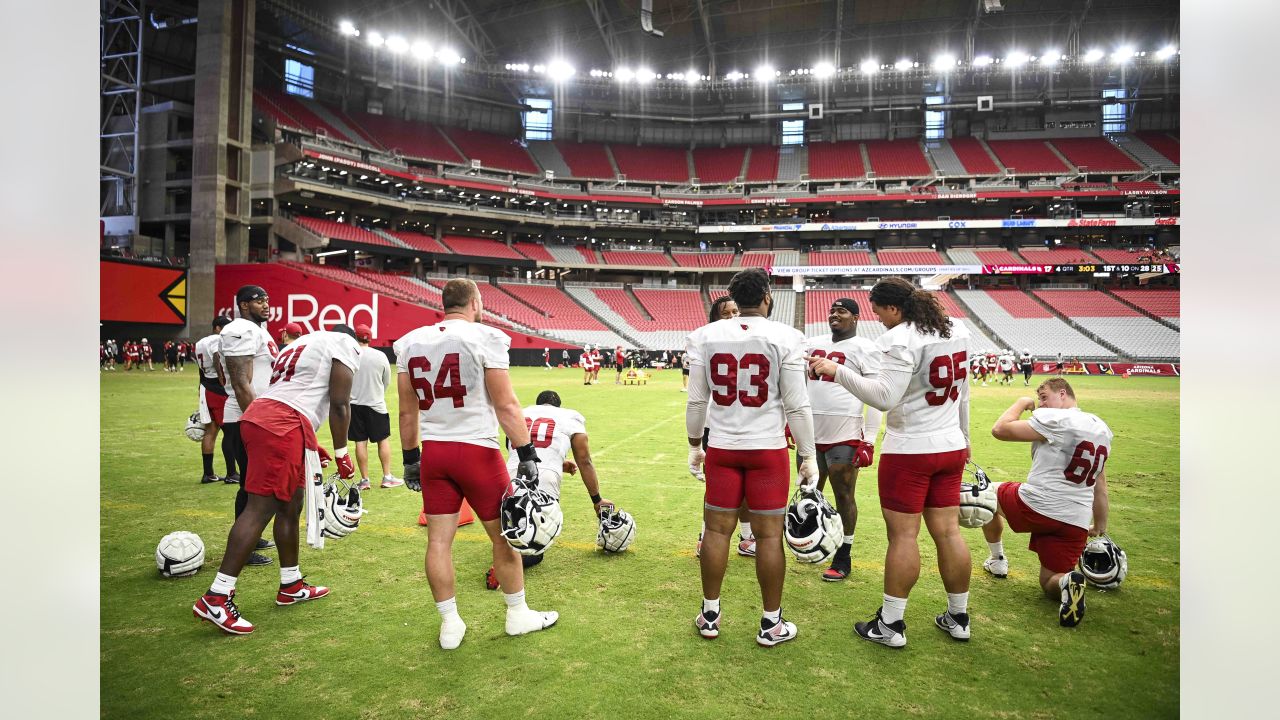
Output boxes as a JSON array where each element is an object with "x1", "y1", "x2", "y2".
[{"x1": 101, "y1": 0, "x2": 143, "y2": 225}]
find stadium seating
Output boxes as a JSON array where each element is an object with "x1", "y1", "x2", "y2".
[
  {"x1": 744, "y1": 145, "x2": 780, "y2": 182},
  {"x1": 1018, "y1": 246, "x2": 1101, "y2": 264},
  {"x1": 985, "y1": 140, "x2": 1069, "y2": 174},
  {"x1": 923, "y1": 140, "x2": 970, "y2": 177},
  {"x1": 1111, "y1": 289, "x2": 1180, "y2": 326},
  {"x1": 947, "y1": 248, "x2": 1023, "y2": 265},
  {"x1": 497, "y1": 283, "x2": 606, "y2": 330},
  {"x1": 808, "y1": 251, "x2": 872, "y2": 266},
  {"x1": 478, "y1": 283, "x2": 557, "y2": 327},
  {"x1": 740, "y1": 251, "x2": 775, "y2": 268},
  {"x1": 799, "y1": 289, "x2": 994, "y2": 351},
  {"x1": 947, "y1": 137, "x2": 1002, "y2": 175},
  {"x1": 348, "y1": 113, "x2": 464, "y2": 163},
  {"x1": 444, "y1": 127, "x2": 540, "y2": 175},
  {"x1": 440, "y1": 235, "x2": 526, "y2": 259},
  {"x1": 386, "y1": 230, "x2": 451, "y2": 254},
  {"x1": 291, "y1": 216, "x2": 396, "y2": 247},
  {"x1": 1113, "y1": 181, "x2": 1165, "y2": 192},
  {"x1": 1136, "y1": 132, "x2": 1180, "y2": 165},
  {"x1": 554, "y1": 141, "x2": 616, "y2": 179},
  {"x1": 577, "y1": 245, "x2": 600, "y2": 263},
  {"x1": 806, "y1": 141, "x2": 866, "y2": 180},
  {"x1": 512, "y1": 242, "x2": 556, "y2": 262},
  {"x1": 672, "y1": 252, "x2": 736, "y2": 268},
  {"x1": 608, "y1": 144, "x2": 690, "y2": 183},
  {"x1": 706, "y1": 287, "x2": 796, "y2": 333},
  {"x1": 257, "y1": 88, "x2": 356, "y2": 143},
  {"x1": 692, "y1": 146, "x2": 747, "y2": 184},
  {"x1": 253, "y1": 91, "x2": 305, "y2": 132},
  {"x1": 633, "y1": 289, "x2": 706, "y2": 331},
  {"x1": 1034, "y1": 290, "x2": 1179, "y2": 358},
  {"x1": 601, "y1": 250, "x2": 673, "y2": 267},
  {"x1": 545, "y1": 244, "x2": 592, "y2": 265},
  {"x1": 776, "y1": 146, "x2": 808, "y2": 181},
  {"x1": 877, "y1": 249, "x2": 946, "y2": 265},
  {"x1": 955, "y1": 288, "x2": 1113, "y2": 357},
  {"x1": 1049, "y1": 138, "x2": 1142, "y2": 173},
  {"x1": 1090, "y1": 247, "x2": 1167, "y2": 264},
  {"x1": 864, "y1": 140, "x2": 932, "y2": 178}
]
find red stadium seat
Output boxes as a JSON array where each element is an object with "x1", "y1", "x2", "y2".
[
  {"x1": 444, "y1": 128, "x2": 540, "y2": 175},
  {"x1": 807, "y1": 141, "x2": 866, "y2": 180},
  {"x1": 554, "y1": 141, "x2": 616, "y2": 179},
  {"x1": 497, "y1": 283, "x2": 609, "y2": 330},
  {"x1": 984, "y1": 289, "x2": 1053, "y2": 318},
  {"x1": 807, "y1": 251, "x2": 872, "y2": 265},
  {"x1": 1033, "y1": 290, "x2": 1140, "y2": 318},
  {"x1": 692, "y1": 147, "x2": 747, "y2": 184},
  {"x1": 1049, "y1": 138, "x2": 1141, "y2": 173},
  {"x1": 947, "y1": 137, "x2": 1001, "y2": 175},
  {"x1": 1111, "y1": 289, "x2": 1179, "y2": 318},
  {"x1": 984, "y1": 140, "x2": 1068, "y2": 174},
  {"x1": 440, "y1": 235, "x2": 526, "y2": 259},
  {"x1": 386, "y1": 230, "x2": 451, "y2": 254},
  {"x1": 292, "y1": 216, "x2": 395, "y2": 247},
  {"x1": 347, "y1": 113, "x2": 465, "y2": 164},
  {"x1": 608, "y1": 144, "x2": 689, "y2": 183},
  {"x1": 601, "y1": 250, "x2": 673, "y2": 267},
  {"x1": 744, "y1": 146, "x2": 780, "y2": 183},
  {"x1": 1136, "y1": 132, "x2": 1179, "y2": 164},
  {"x1": 863, "y1": 140, "x2": 932, "y2": 178},
  {"x1": 512, "y1": 242, "x2": 556, "y2": 262},
  {"x1": 1018, "y1": 246, "x2": 1100, "y2": 264},
  {"x1": 877, "y1": 249, "x2": 945, "y2": 265}
]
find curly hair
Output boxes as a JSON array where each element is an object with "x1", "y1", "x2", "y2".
[
  {"x1": 535, "y1": 390, "x2": 562, "y2": 407},
  {"x1": 708, "y1": 296, "x2": 738, "y2": 323},
  {"x1": 727, "y1": 268, "x2": 771, "y2": 309},
  {"x1": 869, "y1": 277, "x2": 953, "y2": 338}
]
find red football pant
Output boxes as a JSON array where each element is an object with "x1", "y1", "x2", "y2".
[
  {"x1": 704, "y1": 446, "x2": 791, "y2": 515},
  {"x1": 997, "y1": 482, "x2": 1089, "y2": 574},
  {"x1": 877, "y1": 449, "x2": 967, "y2": 514},
  {"x1": 421, "y1": 440, "x2": 509, "y2": 521}
]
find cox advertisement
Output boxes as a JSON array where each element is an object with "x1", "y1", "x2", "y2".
[{"x1": 215, "y1": 264, "x2": 571, "y2": 350}]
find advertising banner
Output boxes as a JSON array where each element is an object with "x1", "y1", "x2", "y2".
[
  {"x1": 100, "y1": 259, "x2": 187, "y2": 325},
  {"x1": 697, "y1": 217, "x2": 1180, "y2": 234}
]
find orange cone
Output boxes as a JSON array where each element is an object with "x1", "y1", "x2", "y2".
[{"x1": 418, "y1": 500, "x2": 476, "y2": 527}]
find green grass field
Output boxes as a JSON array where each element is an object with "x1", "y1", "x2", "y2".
[{"x1": 101, "y1": 367, "x2": 1178, "y2": 719}]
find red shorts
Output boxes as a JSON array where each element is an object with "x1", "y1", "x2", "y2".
[
  {"x1": 241, "y1": 419, "x2": 307, "y2": 503},
  {"x1": 816, "y1": 439, "x2": 862, "y2": 453},
  {"x1": 203, "y1": 388, "x2": 227, "y2": 427},
  {"x1": 421, "y1": 441, "x2": 509, "y2": 521},
  {"x1": 704, "y1": 447, "x2": 791, "y2": 514},
  {"x1": 997, "y1": 482, "x2": 1089, "y2": 574},
  {"x1": 877, "y1": 449, "x2": 967, "y2": 514}
]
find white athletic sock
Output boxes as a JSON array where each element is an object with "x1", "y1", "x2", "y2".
[
  {"x1": 383, "y1": 474, "x2": 394, "y2": 481},
  {"x1": 435, "y1": 597, "x2": 459, "y2": 618},
  {"x1": 843, "y1": 534, "x2": 855, "y2": 545},
  {"x1": 881, "y1": 594, "x2": 908, "y2": 624},
  {"x1": 503, "y1": 590, "x2": 527, "y2": 610},
  {"x1": 739, "y1": 521, "x2": 753, "y2": 540},
  {"x1": 947, "y1": 592, "x2": 969, "y2": 616},
  {"x1": 702, "y1": 597, "x2": 720, "y2": 614},
  {"x1": 988, "y1": 541, "x2": 1005, "y2": 559},
  {"x1": 280, "y1": 565, "x2": 302, "y2": 585},
  {"x1": 210, "y1": 572, "x2": 237, "y2": 595},
  {"x1": 762, "y1": 607, "x2": 781, "y2": 624}
]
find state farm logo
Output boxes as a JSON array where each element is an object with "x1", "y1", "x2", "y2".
[
  {"x1": 288, "y1": 293, "x2": 379, "y2": 337},
  {"x1": 1066, "y1": 219, "x2": 1118, "y2": 227}
]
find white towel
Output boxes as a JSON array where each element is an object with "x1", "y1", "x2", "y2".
[{"x1": 304, "y1": 448, "x2": 325, "y2": 550}]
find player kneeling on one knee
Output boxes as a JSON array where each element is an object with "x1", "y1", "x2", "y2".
[
  {"x1": 193, "y1": 325, "x2": 361, "y2": 635},
  {"x1": 985, "y1": 378, "x2": 1113, "y2": 628}
]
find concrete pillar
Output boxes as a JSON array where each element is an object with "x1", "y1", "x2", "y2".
[{"x1": 189, "y1": 0, "x2": 254, "y2": 335}]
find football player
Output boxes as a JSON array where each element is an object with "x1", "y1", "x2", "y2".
[
  {"x1": 999, "y1": 351, "x2": 1015, "y2": 385},
  {"x1": 808, "y1": 277, "x2": 972, "y2": 648},
  {"x1": 590, "y1": 345, "x2": 602, "y2": 383},
  {"x1": 543, "y1": 347, "x2": 551, "y2": 370},
  {"x1": 194, "y1": 316, "x2": 233, "y2": 484},
  {"x1": 220, "y1": 285, "x2": 281, "y2": 566},
  {"x1": 985, "y1": 378, "x2": 1112, "y2": 627},
  {"x1": 579, "y1": 345, "x2": 593, "y2": 385},
  {"x1": 485, "y1": 390, "x2": 611, "y2": 588},
  {"x1": 141, "y1": 338, "x2": 155, "y2": 371},
  {"x1": 1019, "y1": 348, "x2": 1034, "y2": 386},
  {"x1": 395, "y1": 278, "x2": 558, "y2": 650},
  {"x1": 614, "y1": 345, "x2": 626, "y2": 384},
  {"x1": 687, "y1": 268, "x2": 817, "y2": 647},
  {"x1": 349, "y1": 324, "x2": 402, "y2": 491},
  {"x1": 801, "y1": 298, "x2": 883, "y2": 582},
  {"x1": 193, "y1": 325, "x2": 360, "y2": 635},
  {"x1": 279, "y1": 322, "x2": 304, "y2": 348}
]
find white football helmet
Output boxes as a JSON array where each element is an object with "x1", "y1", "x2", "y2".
[
  {"x1": 184, "y1": 411, "x2": 205, "y2": 442},
  {"x1": 1078, "y1": 535, "x2": 1128, "y2": 590},
  {"x1": 156, "y1": 530, "x2": 205, "y2": 577},
  {"x1": 958, "y1": 461, "x2": 999, "y2": 529},
  {"x1": 784, "y1": 487, "x2": 843, "y2": 563},
  {"x1": 597, "y1": 502, "x2": 636, "y2": 553},
  {"x1": 500, "y1": 479, "x2": 563, "y2": 556},
  {"x1": 322, "y1": 475, "x2": 365, "y2": 538}
]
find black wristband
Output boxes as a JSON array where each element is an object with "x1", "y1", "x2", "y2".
[
  {"x1": 402, "y1": 448, "x2": 421, "y2": 465},
  {"x1": 590, "y1": 493, "x2": 602, "y2": 505},
  {"x1": 515, "y1": 443, "x2": 538, "y2": 463}
]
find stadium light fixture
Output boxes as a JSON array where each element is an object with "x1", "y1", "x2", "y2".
[
  {"x1": 366, "y1": 31, "x2": 385, "y2": 48},
  {"x1": 1112, "y1": 46, "x2": 1135, "y2": 63},
  {"x1": 686, "y1": 69, "x2": 700, "y2": 84},
  {"x1": 755, "y1": 64, "x2": 775, "y2": 81},
  {"x1": 338, "y1": 20, "x2": 359, "y2": 37},
  {"x1": 547, "y1": 59, "x2": 576, "y2": 83},
  {"x1": 636, "y1": 68, "x2": 656, "y2": 84},
  {"x1": 726, "y1": 70, "x2": 745, "y2": 81},
  {"x1": 813, "y1": 61, "x2": 836, "y2": 78},
  {"x1": 932, "y1": 54, "x2": 956, "y2": 71},
  {"x1": 615, "y1": 67, "x2": 635, "y2": 82},
  {"x1": 1006, "y1": 51, "x2": 1028, "y2": 68},
  {"x1": 894, "y1": 58, "x2": 913, "y2": 71},
  {"x1": 1084, "y1": 48, "x2": 1104, "y2": 63},
  {"x1": 1156, "y1": 45, "x2": 1177, "y2": 60},
  {"x1": 1040, "y1": 49, "x2": 1060, "y2": 66},
  {"x1": 411, "y1": 41, "x2": 432, "y2": 61},
  {"x1": 386, "y1": 35, "x2": 408, "y2": 54},
  {"x1": 860, "y1": 59, "x2": 879, "y2": 74},
  {"x1": 972, "y1": 55, "x2": 993, "y2": 67}
]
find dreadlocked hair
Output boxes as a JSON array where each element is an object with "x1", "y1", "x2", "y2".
[
  {"x1": 727, "y1": 268, "x2": 770, "y2": 309},
  {"x1": 869, "y1": 277, "x2": 953, "y2": 338},
  {"x1": 708, "y1": 296, "x2": 736, "y2": 323}
]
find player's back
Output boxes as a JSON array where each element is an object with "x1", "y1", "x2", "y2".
[
  {"x1": 507, "y1": 404, "x2": 586, "y2": 498},
  {"x1": 1021, "y1": 407, "x2": 1114, "y2": 527},
  {"x1": 879, "y1": 318, "x2": 970, "y2": 454},
  {"x1": 194, "y1": 334, "x2": 221, "y2": 378},
  {"x1": 394, "y1": 319, "x2": 510, "y2": 448},
  {"x1": 257, "y1": 330, "x2": 361, "y2": 430},
  {"x1": 688, "y1": 315, "x2": 804, "y2": 450}
]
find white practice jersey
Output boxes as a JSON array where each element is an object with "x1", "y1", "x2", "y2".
[
  {"x1": 505, "y1": 404, "x2": 586, "y2": 500},
  {"x1": 877, "y1": 319, "x2": 971, "y2": 454},
  {"x1": 1019, "y1": 352, "x2": 1034, "y2": 366},
  {"x1": 194, "y1": 334, "x2": 222, "y2": 380},
  {"x1": 998, "y1": 355, "x2": 1015, "y2": 371},
  {"x1": 220, "y1": 319, "x2": 279, "y2": 423},
  {"x1": 394, "y1": 319, "x2": 511, "y2": 449},
  {"x1": 257, "y1": 331, "x2": 361, "y2": 430},
  {"x1": 351, "y1": 346, "x2": 391, "y2": 413},
  {"x1": 802, "y1": 335, "x2": 881, "y2": 444},
  {"x1": 686, "y1": 315, "x2": 808, "y2": 450},
  {"x1": 1019, "y1": 407, "x2": 1114, "y2": 528}
]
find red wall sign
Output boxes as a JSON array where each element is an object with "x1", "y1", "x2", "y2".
[{"x1": 100, "y1": 259, "x2": 187, "y2": 325}]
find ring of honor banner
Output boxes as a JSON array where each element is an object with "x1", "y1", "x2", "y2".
[{"x1": 100, "y1": 259, "x2": 187, "y2": 325}]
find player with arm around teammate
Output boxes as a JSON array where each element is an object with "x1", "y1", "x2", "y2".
[
  {"x1": 801, "y1": 298, "x2": 884, "y2": 582},
  {"x1": 193, "y1": 326, "x2": 361, "y2": 634},
  {"x1": 395, "y1": 278, "x2": 558, "y2": 650},
  {"x1": 686, "y1": 268, "x2": 818, "y2": 646},
  {"x1": 985, "y1": 378, "x2": 1113, "y2": 627},
  {"x1": 808, "y1": 277, "x2": 973, "y2": 647}
]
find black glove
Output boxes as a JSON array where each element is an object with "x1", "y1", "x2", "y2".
[
  {"x1": 404, "y1": 463, "x2": 420, "y2": 492},
  {"x1": 514, "y1": 442, "x2": 539, "y2": 482}
]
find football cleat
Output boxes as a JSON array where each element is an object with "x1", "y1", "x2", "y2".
[
  {"x1": 822, "y1": 546, "x2": 851, "y2": 582},
  {"x1": 1059, "y1": 571, "x2": 1087, "y2": 627},
  {"x1": 854, "y1": 609, "x2": 907, "y2": 648},
  {"x1": 255, "y1": 537, "x2": 275, "y2": 550},
  {"x1": 756, "y1": 614, "x2": 798, "y2": 647},
  {"x1": 193, "y1": 592, "x2": 254, "y2": 635},
  {"x1": 695, "y1": 607, "x2": 720, "y2": 639},
  {"x1": 200, "y1": 474, "x2": 221, "y2": 485},
  {"x1": 276, "y1": 579, "x2": 329, "y2": 605},
  {"x1": 983, "y1": 555, "x2": 1009, "y2": 578},
  {"x1": 224, "y1": 473, "x2": 241, "y2": 485},
  {"x1": 439, "y1": 614, "x2": 467, "y2": 650},
  {"x1": 484, "y1": 566, "x2": 499, "y2": 591},
  {"x1": 246, "y1": 552, "x2": 273, "y2": 566},
  {"x1": 505, "y1": 607, "x2": 559, "y2": 636},
  {"x1": 934, "y1": 611, "x2": 971, "y2": 641},
  {"x1": 737, "y1": 536, "x2": 757, "y2": 557}
]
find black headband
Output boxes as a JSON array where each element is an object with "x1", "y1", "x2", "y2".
[{"x1": 831, "y1": 298, "x2": 860, "y2": 315}]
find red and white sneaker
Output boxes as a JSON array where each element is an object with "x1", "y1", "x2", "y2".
[
  {"x1": 193, "y1": 592, "x2": 254, "y2": 635},
  {"x1": 276, "y1": 579, "x2": 330, "y2": 606},
  {"x1": 737, "y1": 536, "x2": 757, "y2": 557}
]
